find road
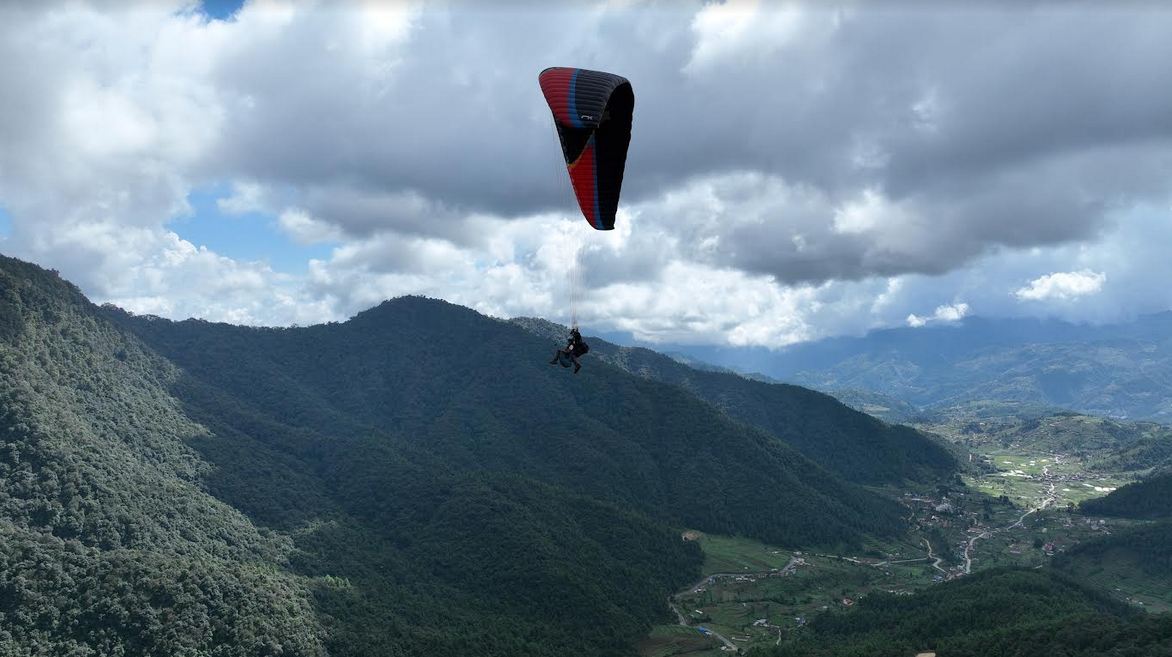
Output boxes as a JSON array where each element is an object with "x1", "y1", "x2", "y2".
[
  {"x1": 667, "y1": 600, "x2": 738, "y2": 652},
  {"x1": 669, "y1": 556, "x2": 804, "y2": 653},
  {"x1": 922, "y1": 538, "x2": 948, "y2": 575},
  {"x1": 964, "y1": 482, "x2": 1058, "y2": 574},
  {"x1": 682, "y1": 557, "x2": 803, "y2": 593},
  {"x1": 963, "y1": 530, "x2": 989, "y2": 574},
  {"x1": 817, "y1": 552, "x2": 931, "y2": 569}
]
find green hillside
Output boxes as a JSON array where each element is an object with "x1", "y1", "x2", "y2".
[
  {"x1": 1080, "y1": 473, "x2": 1172, "y2": 519},
  {"x1": 919, "y1": 404, "x2": 1172, "y2": 455},
  {"x1": 0, "y1": 256, "x2": 698, "y2": 656},
  {"x1": 1097, "y1": 437, "x2": 1172, "y2": 473},
  {"x1": 1055, "y1": 522, "x2": 1172, "y2": 612},
  {"x1": 0, "y1": 255, "x2": 916, "y2": 656},
  {"x1": 763, "y1": 568, "x2": 1172, "y2": 657},
  {"x1": 821, "y1": 388, "x2": 922, "y2": 424},
  {"x1": 0, "y1": 257, "x2": 326, "y2": 656},
  {"x1": 110, "y1": 298, "x2": 905, "y2": 549},
  {"x1": 513, "y1": 317, "x2": 957, "y2": 486}
]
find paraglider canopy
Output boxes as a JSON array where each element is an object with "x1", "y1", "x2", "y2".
[{"x1": 538, "y1": 67, "x2": 634, "y2": 230}]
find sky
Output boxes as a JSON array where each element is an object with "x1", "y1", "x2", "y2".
[{"x1": 1, "y1": 0, "x2": 1171, "y2": 347}]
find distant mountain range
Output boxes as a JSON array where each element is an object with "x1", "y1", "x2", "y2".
[
  {"x1": 669, "y1": 314, "x2": 1172, "y2": 421},
  {"x1": 907, "y1": 401, "x2": 1172, "y2": 471}
]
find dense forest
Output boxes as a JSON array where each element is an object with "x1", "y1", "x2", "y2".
[
  {"x1": 9, "y1": 255, "x2": 1165, "y2": 657},
  {"x1": 1054, "y1": 521, "x2": 1172, "y2": 584},
  {"x1": 1080, "y1": 473, "x2": 1172, "y2": 518},
  {"x1": 0, "y1": 257, "x2": 702, "y2": 656},
  {"x1": 0, "y1": 257, "x2": 326, "y2": 655},
  {"x1": 760, "y1": 568, "x2": 1172, "y2": 657},
  {"x1": 1096, "y1": 436, "x2": 1172, "y2": 473},
  {"x1": 1, "y1": 255, "x2": 915, "y2": 656},
  {"x1": 514, "y1": 317, "x2": 958, "y2": 486},
  {"x1": 109, "y1": 296, "x2": 906, "y2": 548}
]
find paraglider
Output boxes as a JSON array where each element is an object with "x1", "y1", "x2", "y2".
[
  {"x1": 538, "y1": 67, "x2": 634, "y2": 231},
  {"x1": 538, "y1": 67, "x2": 632, "y2": 372},
  {"x1": 549, "y1": 326, "x2": 589, "y2": 374}
]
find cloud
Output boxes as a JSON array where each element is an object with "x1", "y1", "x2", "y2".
[
  {"x1": 1, "y1": 2, "x2": 1171, "y2": 348},
  {"x1": 1014, "y1": 270, "x2": 1107, "y2": 302},
  {"x1": 685, "y1": 0, "x2": 833, "y2": 74},
  {"x1": 33, "y1": 219, "x2": 328, "y2": 326},
  {"x1": 907, "y1": 302, "x2": 969, "y2": 328},
  {"x1": 277, "y1": 208, "x2": 345, "y2": 245},
  {"x1": 217, "y1": 181, "x2": 268, "y2": 215}
]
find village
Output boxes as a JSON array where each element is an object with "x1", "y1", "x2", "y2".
[{"x1": 644, "y1": 447, "x2": 1132, "y2": 656}]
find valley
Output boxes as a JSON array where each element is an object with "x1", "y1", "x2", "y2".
[
  {"x1": 1, "y1": 256, "x2": 1169, "y2": 657},
  {"x1": 639, "y1": 410, "x2": 1166, "y2": 656}
]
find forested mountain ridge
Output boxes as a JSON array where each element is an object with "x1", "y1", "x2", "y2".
[
  {"x1": 0, "y1": 256, "x2": 700, "y2": 656},
  {"x1": 768, "y1": 566, "x2": 1172, "y2": 651},
  {"x1": 512, "y1": 317, "x2": 957, "y2": 486},
  {"x1": 0, "y1": 256, "x2": 327, "y2": 655},
  {"x1": 1055, "y1": 521, "x2": 1172, "y2": 590},
  {"x1": 764, "y1": 568, "x2": 1172, "y2": 657},
  {"x1": 0, "y1": 255, "x2": 913, "y2": 656},
  {"x1": 915, "y1": 403, "x2": 1172, "y2": 469},
  {"x1": 108, "y1": 295, "x2": 904, "y2": 548},
  {"x1": 1080, "y1": 472, "x2": 1172, "y2": 519}
]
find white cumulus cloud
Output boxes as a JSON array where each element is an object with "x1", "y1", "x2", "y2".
[
  {"x1": 907, "y1": 302, "x2": 969, "y2": 328},
  {"x1": 1, "y1": 2, "x2": 1170, "y2": 348},
  {"x1": 1014, "y1": 270, "x2": 1106, "y2": 301}
]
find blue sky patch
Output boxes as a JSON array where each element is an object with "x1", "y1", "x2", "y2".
[
  {"x1": 0, "y1": 206, "x2": 11, "y2": 240},
  {"x1": 200, "y1": 0, "x2": 246, "y2": 21},
  {"x1": 170, "y1": 184, "x2": 334, "y2": 274}
]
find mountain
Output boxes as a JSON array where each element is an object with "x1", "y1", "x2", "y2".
[
  {"x1": 917, "y1": 404, "x2": 1172, "y2": 462},
  {"x1": 1096, "y1": 435, "x2": 1172, "y2": 473},
  {"x1": 1054, "y1": 522, "x2": 1172, "y2": 612},
  {"x1": 513, "y1": 317, "x2": 957, "y2": 486},
  {"x1": 1080, "y1": 473, "x2": 1172, "y2": 519},
  {"x1": 0, "y1": 255, "x2": 918, "y2": 656},
  {"x1": 0, "y1": 257, "x2": 326, "y2": 656},
  {"x1": 672, "y1": 315, "x2": 1172, "y2": 421},
  {"x1": 110, "y1": 298, "x2": 907, "y2": 548},
  {"x1": 819, "y1": 388, "x2": 922, "y2": 424},
  {"x1": 763, "y1": 568, "x2": 1172, "y2": 657}
]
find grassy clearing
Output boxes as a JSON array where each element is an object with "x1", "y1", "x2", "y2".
[
  {"x1": 693, "y1": 533, "x2": 794, "y2": 575},
  {"x1": 668, "y1": 551, "x2": 938, "y2": 653},
  {"x1": 636, "y1": 624, "x2": 722, "y2": 657},
  {"x1": 963, "y1": 448, "x2": 1134, "y2": 507}
]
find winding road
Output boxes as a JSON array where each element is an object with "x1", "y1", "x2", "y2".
[
  {"x1": 668, "y1": 557, "x2": 804, "y2": 653},
  {"x1": 922, "y1": 538, "x2": 948, "y2": 575},
  {"x1": 964, "y1": 482, "x2": 1058, "y2": 574}
]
